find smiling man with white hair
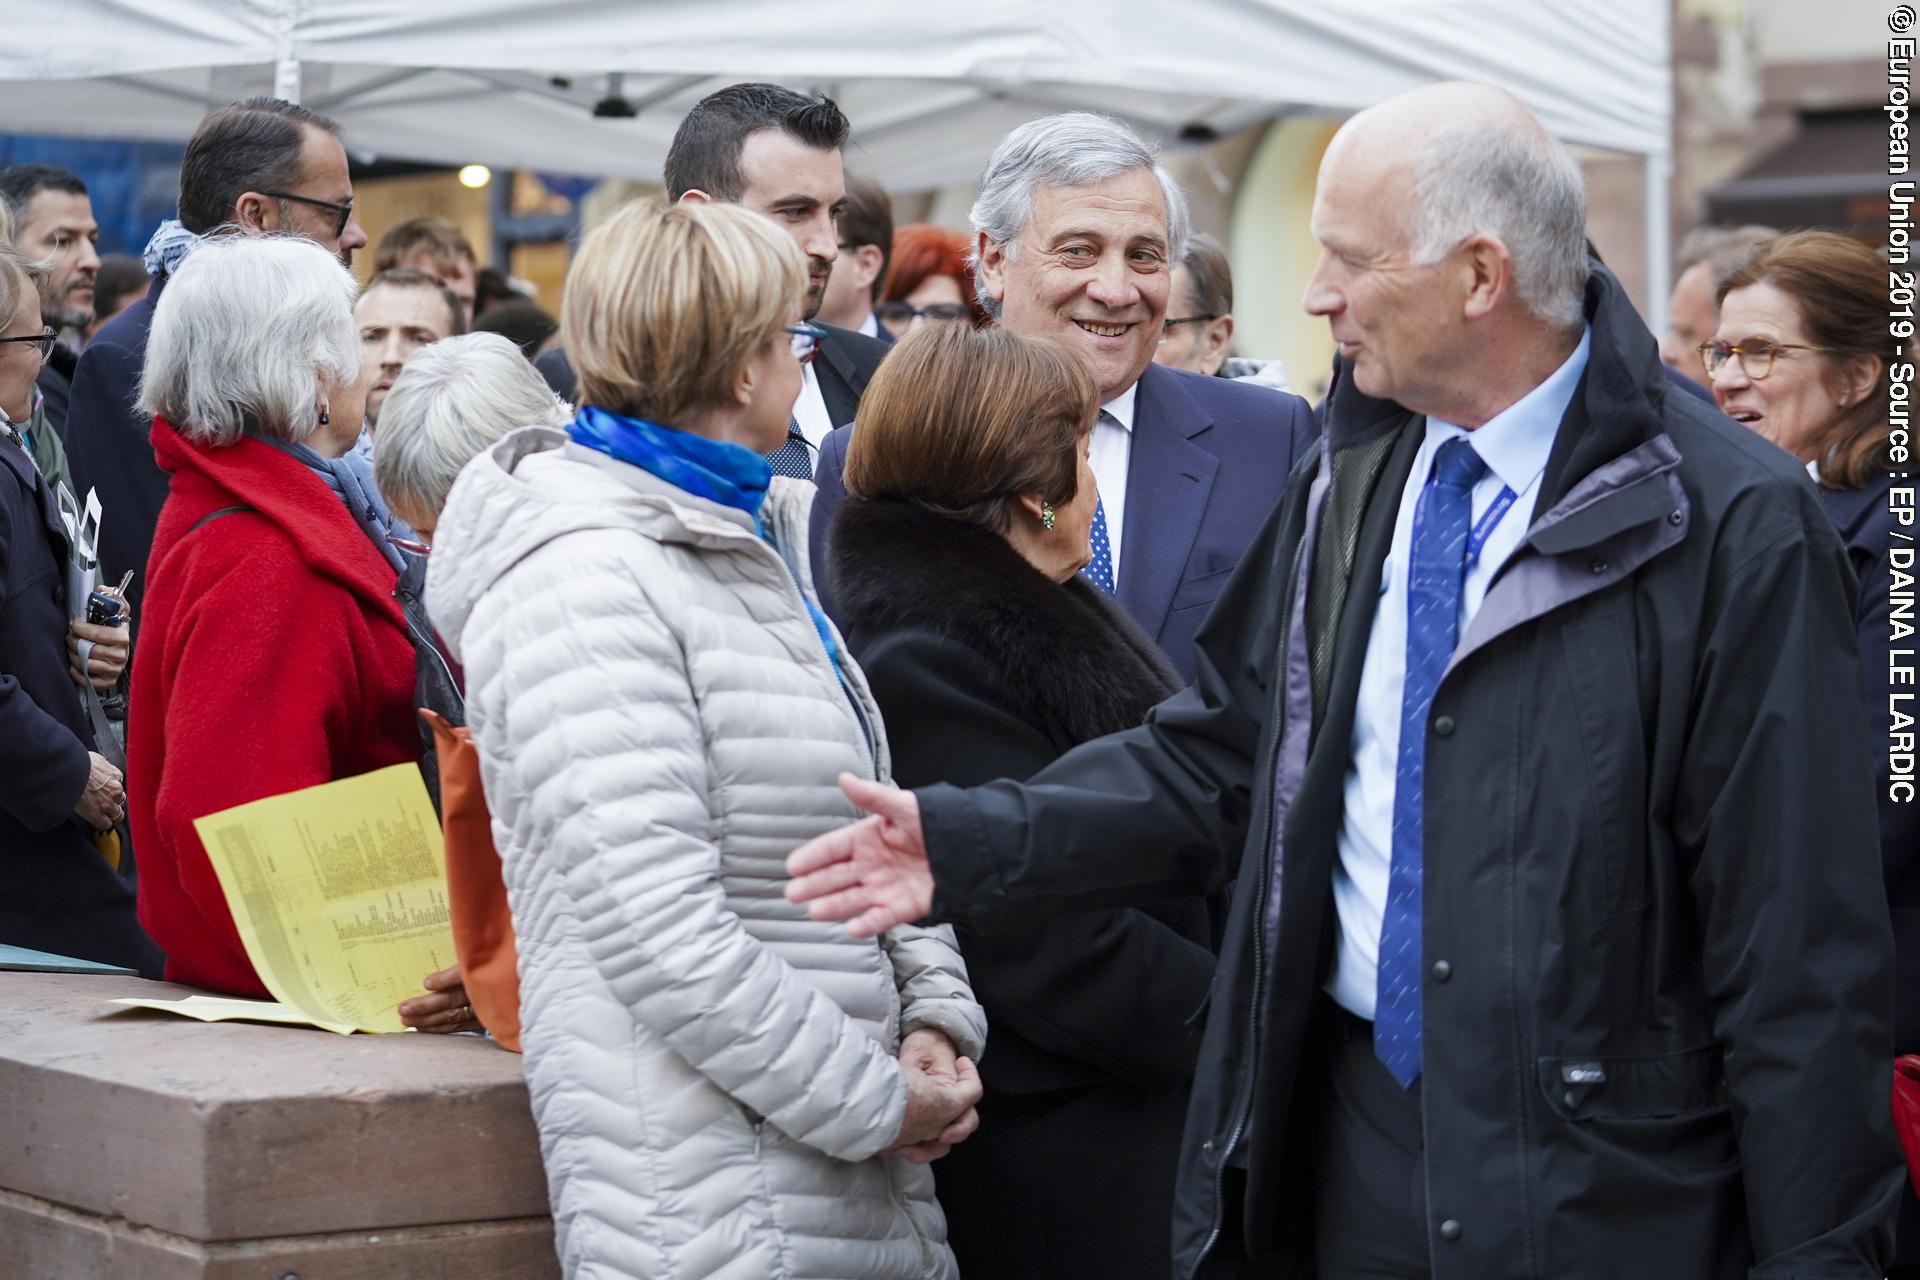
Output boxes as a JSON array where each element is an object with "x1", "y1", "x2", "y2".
[
  {"x1": 810, "y1": 111, "x2": 1317, "y2": 681},
  {"x1": 786, "y1": 81, "x2": 1901, "y2": 1278}
]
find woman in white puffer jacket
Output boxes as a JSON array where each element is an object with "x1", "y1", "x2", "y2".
[{"x1": 425, "y1": 199, "x2": 987, "y2": 1280}]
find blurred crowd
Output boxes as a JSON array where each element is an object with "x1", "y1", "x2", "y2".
[{"x1": 0, "y1": 75, "x2": 1908, "y2": 1280}]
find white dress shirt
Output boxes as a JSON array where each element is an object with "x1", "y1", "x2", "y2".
[
  {"x1": 856, "y1": 312, "x2": 880, "y2": 339},
  {"x1": 1327, "y1": 327, "x2": 1593, "y2": 1018},
  {"x1": 1088, "y1": 381, "x2": 1140, "y2": 578}
]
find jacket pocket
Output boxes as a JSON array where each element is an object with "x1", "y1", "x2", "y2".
[
  {"x1": 1555, "y1": 602, "x2": 1649, "y2": 916},
  {"x1": 1169, "y1": 563, "x2": 1237, "y2": 615},
  {"x1": 1538, "y1": 1044, "x2": 1728, "y2": 1125}
]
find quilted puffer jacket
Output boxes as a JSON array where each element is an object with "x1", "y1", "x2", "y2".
[{"x1": 425, "y1": 427, "x2": 986, "y2": 1280}]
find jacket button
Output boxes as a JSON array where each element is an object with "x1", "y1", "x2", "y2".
[
  {"x1": 1201, "y1": 1139, "x2": 1214, "y2": 1153},
  {"x1": 1432, "y1": 715, "x2": 1455, "y2": 737},
  {"x1": 1430, "y1": 959, "x2": 1452, "y2": 982},
  {"x1": 1439, "y1": 1219, "x2": 1462, "y2": 1242},
  {"x1": 1589, "y1": 558, "x2": 1609, "y2": 574},
  {"x1": 1668, "y1": 510, "x2": 1684, "y2": 526}
]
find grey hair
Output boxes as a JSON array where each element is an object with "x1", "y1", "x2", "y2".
[
  {"x1": 967, "y1": 112, "x2": 1190, "y2": 321},
  {"x1": 372, "y1": 331, "x2": 570, "y2": 527},
  {"x1": 1407, "y1": 124, "x2": 1590, "y2": 331},
  {"x1": 139, "y1": 233, "x2": 358, "y2": 446},
  {"x1": 1676, "y1": 223, "x2": 1778, "y2": 291}
]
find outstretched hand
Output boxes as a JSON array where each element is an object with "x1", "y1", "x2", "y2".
[{"x1": 785, "y1": 774, "x2": 933, "y2": 937}]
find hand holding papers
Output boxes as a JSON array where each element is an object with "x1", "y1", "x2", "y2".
[{"x1": 181, "y1": 764, "x2": 456, "y2": 1034}]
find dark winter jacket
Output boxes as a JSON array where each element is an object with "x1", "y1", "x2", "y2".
[
  {"x1": 914, "y1": 262, "x2": 1904, "y2": 1278},
  {"x1": 832, "y1": 495, "x2": 1215, "y2": 1279},
  {"x1": 0, "y1": 428, "x2": 160, "y2": 975},
  {"x1": 394, "y1": 554, "x2": 463, "y2": 814}
]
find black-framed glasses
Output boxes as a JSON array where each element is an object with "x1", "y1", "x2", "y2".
[
  {"x1": 785, "y1": 322, "x2": 829, "y2": 365},
  {"x1": 875, "y1": 300, "x2": 969, "y2": 326},
  {"x1": 1696, "y1": 339, "x2": 1828, "y2": 380},
  {"x1": 0, "y1": 326, "x2": 55, "y2": 361},
  {"x1": 1158, "y1": 314, "x2": 1219, "y2": 343},
  {"x1": 259, "y1": 189, "x2": 356, "y2": 237}
]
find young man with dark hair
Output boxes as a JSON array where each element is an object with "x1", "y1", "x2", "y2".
[
  {"x1": 355, "y1": 268, "x2": 465, "y2": 429},
  {"x1": 373, "y1": 216, "x2": 479, "y2": 327},
  {"x1": 536, "y1": 82, "x2": 890, "y2": 479},
  {"x1": 65, "y1": 96, "x2": 366, "y2": 622},
  {"x1": 817, "y1": 173, "x2": 893, "y2": 340},
  {"x1": 0, "y1": 164, "x2": 100, "y2": 436}
]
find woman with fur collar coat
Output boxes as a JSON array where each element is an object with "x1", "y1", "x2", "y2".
[{"x1": 830, "y1": 323, "x2": 1221, "y2": 1280}]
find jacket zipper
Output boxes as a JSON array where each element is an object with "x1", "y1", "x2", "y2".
[
  {"x1": 752, "y1": 539, "x2": 880, "y2": 781},
  {"x1": 396, "y1": 586, "x2": 460, "y2": 701},
  {"x1": 1190, "y1": 523, "x2": 1309, "y2": 1276}
]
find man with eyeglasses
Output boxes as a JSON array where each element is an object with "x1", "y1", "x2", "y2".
[
  {"x1": 1152, "y1": 231, "x2": 1292, "y2": 394},
  {"x1": 0, "y1": 164, "x2": 100, "y2": 441},
  {"x1": 815, "y1": 173, "x2": 893, "y2": 343},
  {"x1": 534, "y1": 83, "x2": 892, "y2": 481},
  {"x1": 64, "y1": 97, "x2": 367, "y2": 628}
]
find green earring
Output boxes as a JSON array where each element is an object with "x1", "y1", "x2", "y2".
[{"x1": 1041, "y1": 502, "x2": 1056, "y2": 531}]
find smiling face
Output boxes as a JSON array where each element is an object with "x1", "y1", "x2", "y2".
[
  {"x1": 732, "y1": 130, "x2": 846, "y2": 320},
  {"x1": 16, "y1": 188, "x2": 99, "y2": 330},
  {"x1": 355, "y1": 282, "x2": 458, "y2": 426},
  {"x1": 978, "y1": 168, "x2": 1173, "y2": 403},
  {"x1": 1709, "y1": 281, "x2": 1843, "y2": 463}
]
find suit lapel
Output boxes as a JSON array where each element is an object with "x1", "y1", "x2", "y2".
[
  {"x1": 1117, "y1": 365, "x2": 1217, "y2": 643},
  {"x1": 0, "y1": 435, "x2": 71, "y2": 563},
  {"x1": 815, "y1": 324, "x2": 871, "y2": 430}
]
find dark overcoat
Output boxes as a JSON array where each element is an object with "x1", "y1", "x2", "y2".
[
  {"x1": 831, "y1": 496, "x2": 1218, "y2": 1280},
  {"x1": 0, "y1": 429, "x2": 160, "y2": 974},
  {"x1": 915, "y1": 263, "x2": 1905, "y2": 1278}
]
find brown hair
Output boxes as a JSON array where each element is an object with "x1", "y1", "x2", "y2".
[
  {"x1": 359, "y1": 267, "x2": 467, "y2": 336},
  {"x1": 373, "y1": 215, "x2": 477, "y2": 276},
  {"x1": 843, "y1": 322, "x2": 1097, "y2": 532},
  {"x1": 1718, "y1": 230, "x2": 1892, "y2": 489},
  {"x1": 562, "y1": 198, "x2": 803, "y2": 425}
]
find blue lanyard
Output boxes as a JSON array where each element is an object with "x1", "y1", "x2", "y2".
[{"x1": 1464, "y1": 485, "x2": 1519, "y2": 570}]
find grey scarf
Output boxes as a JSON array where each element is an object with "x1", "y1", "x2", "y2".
[{"x1": 248, "y1": 428, "x2": 409, "y2": 574}]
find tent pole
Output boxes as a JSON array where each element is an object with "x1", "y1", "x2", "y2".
[
  {"x1": 1644, "y1": 149, "x2": 1670, "y2": 337},
  {"x1": 275, "y1": 59, "x2": 302, "y2": 104}
]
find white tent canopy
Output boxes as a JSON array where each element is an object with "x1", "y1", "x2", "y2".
[{"x1": 2, "y1": 0, "x2": 1672, "y2": 303}]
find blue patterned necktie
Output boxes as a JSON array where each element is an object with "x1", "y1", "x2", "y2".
[
  {"x1": 766, "y1": 414, "x2": 814, "y2": 479},
  {"x1": 1079, "y1": 411, "x2": 1117, "y2": 594},
  {"x1": 1374, "y1": 436, "x2": 1487, "y2": 1089}
]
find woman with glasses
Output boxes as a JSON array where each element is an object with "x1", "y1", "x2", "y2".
[
  {"x1": 128, "y1": 235, "x2": 480, "y2": 1031},
  {"x1": 875, "y1": 224, "x2": 987, "y2": 340},
  {"x1": 422, "y1": 199, "x2": 985, "y2": 1280},
  {"x1": 0, "y1": 244, "x2": 157, "y2": 974},
  {"x1": 1706, "y1": 230, "x2": 1917, "y2": 1253}
]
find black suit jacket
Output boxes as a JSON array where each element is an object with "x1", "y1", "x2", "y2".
[
  {"x1": 532, "y1": 322, "x2": 891, "y2": 436},
  {"x1": 814, "y1": 361, "x2": 1318, "y2": 682}
]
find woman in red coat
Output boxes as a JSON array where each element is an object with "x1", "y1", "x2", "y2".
[{"x1": 129, "y1": 234, "x2": 475, "y2": 1031}]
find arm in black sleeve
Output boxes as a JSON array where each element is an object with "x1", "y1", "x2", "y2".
[
  {"x1": 917, "y1": 482, "x2": 1300, "y2": 923},
  {"x1": 1676, "y1": 509, "x2": 1905, "y2": 1272},
  {"x1": 0, "y1": 498, "x2": 91, "y2": 830},
  {"x1": 867, "y1": 630, "x2": 1214, "y2": 1089}
]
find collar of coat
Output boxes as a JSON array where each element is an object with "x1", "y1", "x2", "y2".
[
  {"x1": 829, "y1": 496, "x2": 1182, "y2": 744},
  {"x1": 150, "y1": 418, "x2": 405, "y2": 629}
]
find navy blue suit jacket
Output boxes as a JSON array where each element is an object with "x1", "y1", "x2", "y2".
[{"x1": 811, "y1": 362, "x2": 1318, "y2": 682}]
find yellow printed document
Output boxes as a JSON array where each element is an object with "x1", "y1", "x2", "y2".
[
  {"x1": 190, "y1": 764, "x2": 453, "y2": 1034},
  {"x1": 110, "y1": 994, "x2": 360, "y2": 1037}
]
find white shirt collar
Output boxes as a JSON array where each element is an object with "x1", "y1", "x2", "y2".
[
  {"x1": 1100, "y1": 380, "x2": 1140, "y2": 431},
  {"x1": 856, "y1": 311, "x2": 879, "y2": 340},
  {"x1": 1429, "y1": 325, "x2": 1590, "y2": 495}
]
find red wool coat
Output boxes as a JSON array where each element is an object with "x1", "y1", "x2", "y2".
[{"x1": 130, "y1": 420, "x2": 418, "y2": 997}]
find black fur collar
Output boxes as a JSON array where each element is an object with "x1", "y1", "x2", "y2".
[{"x1": 830, "y1": 498, "x2": 1181, "y2": 745}]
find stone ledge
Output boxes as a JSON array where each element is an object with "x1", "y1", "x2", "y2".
[
  {"x1": 0, "y1": 1186, "x2": 560, "y2": 1280},
  {"x1": 0, "y1": 973, "x2": 550, "y2": 1243}
]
